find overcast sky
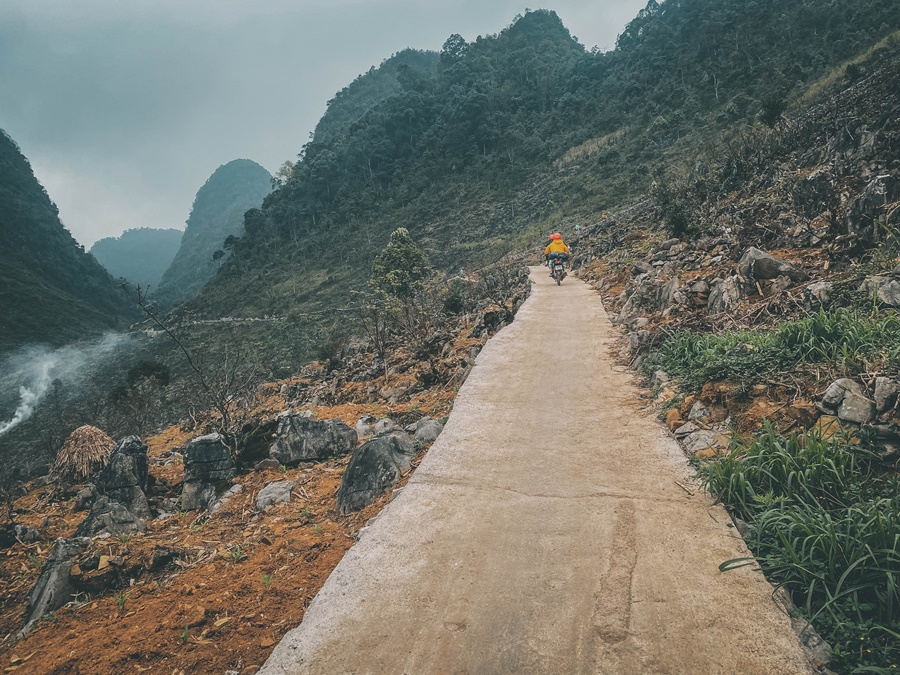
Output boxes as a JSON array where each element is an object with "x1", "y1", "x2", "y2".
[{"x1": 0, "y1": 0, "x2": 646, "y2": 248}]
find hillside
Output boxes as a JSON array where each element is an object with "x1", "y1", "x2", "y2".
[
  {"x1": 90, "y1": 228, "x2": 183, "y2": 292},
  {"x1": 0, "y1": 130, "x2": 136, "y2": 353},
  {"x1": 191, "y1": 0, "x2": 899, "y2": 339},
  {"x1": 153, "y1": 160, "x2": 272, "y2": 309}
]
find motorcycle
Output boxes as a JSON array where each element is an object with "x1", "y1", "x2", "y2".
[{"x1": 548, "y1": 253, "x2": 568, "y2": 285}]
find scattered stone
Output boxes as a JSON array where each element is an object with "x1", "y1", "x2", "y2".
[
  {"x1": 336, "y1": 432, "x2": 417, "y2": 515},
  {"x1": 674, "y1": 422, "x2": 699, "y2": 437},
  {"x1": 75, "y1": 496, "x2": 147, "y2": 537},
  {"x1": 707, "y1": 276, "x2": 743, "y2": 314},
  {"x1": 683, "y1": 431, "x2": 717, "y2": 454},
  {"x1": 255, "y1": 481, "x2": 295, "y2": 511},
  {"x1": 650, "y1": 370, "x2": 669, "y2": 388},
  {"x1": 687, "y1": 401, "x2": 711, "y2": 421},
  {"x1": 838, "y1": 392, "x2": 876, "y2": 425},
  {"x1": 805, "y1": 281, "x2": 833, "y2": 306},
  {"x1": 0, "y1": 523, "x2": 40, "y2": 549},
  {"x1": 769, "y1": 275, "x2": 792, "y2": 295},
  {"x1": 210, "y1": 484, "x2": 244, "y2": 514},
  {"x1": 254, "y1": 458, "x2": 281, "y2": 471},
  {"x1": 738, "y1": 247, "x2": 809, "y2": 282},
  {"x1": 96, "y1": 437, "x2": 151, "y2": 520},
  {"x1": 874, "y1": 377, "x2": 899, "y2": 414},
  {"x1": 821, "y1": 378, "x2": 862, "y2": 409},
  {"x1": 19, "y1": 537, "x2": 92, "y2": 637},
  {"x1": 414, "y1": 418, "x2": 443, "y2": 444},
  {"x1": 270, "y1": 414, "x2": 358, "y2": 466},
  {"x1": 373, "y1": 419, "x2": 397, "y2": 436},
  {"x1": 181, "y1": 434, "x2": 237, "y2": 512},
  {"x1": 72, "y1": 484, "x2": 97, "y2": 512},
  {"x1": 860, "y1": 275, "x2": 900, "y2": 307}
]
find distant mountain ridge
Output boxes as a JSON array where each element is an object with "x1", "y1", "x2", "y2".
[
  {"x1": 153, "y1": 159, "x2": 272, "y2": 309},
  {"x1": 90, "y1": 227, "x2": 183, "y2": 292},
  {"x1": 0, "y1": 129, "x2": 136, "y2": 352}
]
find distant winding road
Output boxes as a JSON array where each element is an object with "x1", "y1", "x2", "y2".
[{"x1": 260, "y1": 269, "x2": 812, "y2": 674}]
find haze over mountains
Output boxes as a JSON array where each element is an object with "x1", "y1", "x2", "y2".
[{"x1": 90, "y1": 228, "x2": 183, "y2": 292}]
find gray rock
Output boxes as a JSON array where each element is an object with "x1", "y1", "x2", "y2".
[
  {"x1": 210, "y1": 484, "x2": 244, "y2": 514},
  {"x1": 254, "y1": 458, "x2": 281, "y2": 471},
  {"x1": 690, "y1": 280, "x2": 709, "y2": 294},
  {"x1": 72, "y1": 484, "x2": 96, "y2": 512},
  {"x1": 255, "y1": 481, "x2": 295, "y2": 511},
  {"x1": 19, "y1": 537, "x2": 92, "y2": 637},
  {"x1": 75, "y1": 496, "x2": 146, "y2": 537},
  {"x1": 821, "y1": 378, "x2": 864, "y2": 409},
  {"x1": 336, "y1": 432, "x2": 417, "y2": 515},
  {"x1": 628, "y1": 330, "x2": 652, "y2": 355},
  {"x1": 707, "y1": 276, "x2": 743, "y2": 314},
  {"x1": 355, "y1": 414, "x2": 376, "y2": 437},
  {"x1": 414, "y1": 418, "x2": 443, "y2": 444},
  {"x1": 770, "y1": 275, "x2": 792, "y2": 295},
  {"x1": 373, "y1": 419, "x2": 396, "y2": 436},
  {"x1": 96, "y1": 437, "x2": 151, "y2": 520},
  {"x1": 181, "y1": 434, "x2": 236, "y2": 511},
  {"x1": 875, "y1": 377, "x2": 899, "y2": 414},
  {"x1": 683, "y1": 431, "x2": 717, "y2": 453},
  {"x1": 738, "y1": 247, "x2": 809, "y2": 282},
  {"x1": 661, "y1": 238, "x2": 681, "y2": 250},
  {"x1": 860, "y1": 276, "x2": 900, "y2": 307},
  {"x1": 270, "y1": 414, "x2": 358, "y2": 465},
  {"x1": 688, "y1": 401, "x2": 711, "y2": 421},
  {"x1": 838, "y1": 392, "x2": 876, "y2": 425},
  {"x1": 650, "y1": 370, "x2": 670, "y2": 388},
  {"x1": 805, "y1": 281, "x2": 833, "y2": 305},
  {"x1": 674, "y1": 422, "x2": 699, "y2": 437}
]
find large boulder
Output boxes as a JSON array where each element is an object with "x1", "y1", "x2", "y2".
[
  {"x1": 707, "y1": 276, "x2": 743, "y2": 315},
  {"x1": 19, "y1": 537, "x2": 92, "y2": 637},
  {"x1": 75, "y1": 496, "x2": 147, "y2": 537},
  {"x1": 269, "y1": 413, "x2": 358, "y2": 466},
  {"x1": 336, "y1": 432, "x2": 416, "y2": 515},
  {"x1": 738, "y1": 247, "x2": 809, "y2": 282},
  {"x1": 181, "y1": 434, "x2": 237, "y2": 511},
  {"x1": 96, "y1": 437, "x2": 150, "y2": 520},
  {"x1": 413, "y1": 418, "x2": 443, "y2": 444}
]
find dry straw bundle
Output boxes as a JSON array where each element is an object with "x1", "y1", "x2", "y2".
[{"x1": 50, "y1": 425, "x2": 116, "y2": 483}]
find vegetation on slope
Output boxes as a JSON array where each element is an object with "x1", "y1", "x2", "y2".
[
  {"x1": 90, "y1": 227, "x2": 183, "y2": 292},
  {"x1": 0, "y1": 130, "x2": 136, "y2": 352},
  {"x1": 153, "y1": 159, "x2": 272, "y2": 310}
]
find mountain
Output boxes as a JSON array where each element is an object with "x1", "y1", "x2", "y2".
[
  {"x1": 0, "y1": 129, "x2": 136, "y2": 352},
  {"x1": 153, "y1": 159, "x2": 272, "y2": 309},
  {"x1": 188, "y1": 0, "x2": 898, "y2": 347},
  {"x1": 90, "y1": 228, "x2": 183, "y2": 292}
]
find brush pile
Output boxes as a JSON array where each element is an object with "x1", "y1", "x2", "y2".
[{"x1": 50, "y1": 425, "x2": 116, "y2": 484}]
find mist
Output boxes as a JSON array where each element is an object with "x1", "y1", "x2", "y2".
[{"x1": 0, "y1": 333, "x2": 132, "y2": 437}]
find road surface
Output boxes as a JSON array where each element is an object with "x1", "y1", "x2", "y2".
[{"x1": 260, "y1": 268, "x2": 812, "y2": 675}]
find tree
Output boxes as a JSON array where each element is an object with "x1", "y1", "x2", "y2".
[{"x1": 371, "y1": 228, "x2": 430, "y2": 299}]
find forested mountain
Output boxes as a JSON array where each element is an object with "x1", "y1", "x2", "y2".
[
  {"x1": 90, "y1": 227, "x2": 183, "y2": 292},
  {"x1": 191, "y1": 0, "x2": 898, "y2": 337},
  {"x1": 153, "y1": 159, "x2": 272, "y2": 309},
  {"x1": 0, "y1": 130, "x2": 136, "y2": 352}
]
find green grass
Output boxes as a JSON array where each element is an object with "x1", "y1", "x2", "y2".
[
  {"x1": 702, "y1": 425, "x2": 900, "y2": 672},
  {"x1": 655, "y1": 309, "x2": 900, "y2": 391}
]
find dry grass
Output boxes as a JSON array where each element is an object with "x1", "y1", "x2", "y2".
[
  {"x1": 555, "y1": 129, "x2": 626, "y2": 170},
  {"x1": 50, "y1": 425, "x2": 116, "y2": 483}
]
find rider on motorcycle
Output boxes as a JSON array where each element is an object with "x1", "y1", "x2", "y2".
[{"x1": 544, "y1": 233, "x2": 570, "y2": 275}]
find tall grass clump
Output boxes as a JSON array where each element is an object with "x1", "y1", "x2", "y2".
[
  {"x1": 656, "y1": 309, "x2": 900, "y2": 391},
  {"x1": 702, "y1": 424, "x2": 900, "y2": 672}
]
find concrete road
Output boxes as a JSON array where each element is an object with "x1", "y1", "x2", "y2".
[{"x1": 260, "y1": 269, "x2": 812, "y2": 675}]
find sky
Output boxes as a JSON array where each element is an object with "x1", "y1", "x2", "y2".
[{"x1": 0, "y1": 0, "x2": 647, "y2": 248}]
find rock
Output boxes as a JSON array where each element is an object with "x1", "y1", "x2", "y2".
[
  {"x1": 838, "y1": 392, "x2": 876, "y2": 425},
  {"x1": 75, "y1": 496, "x2": 147, "y2": 537},
  {"x1": 336, "y1": 432, "x2": 417, "y2": 515},
  {"x1": 674, "y1": 422, "x2": 699, "y2": 437},
  {"x1": 821, "y1": 378, "x2": 863, "y2": 409},
  {"x1": 875, "y1": 377, "x2": 899, "y2": 414},
  {"x1": 373, "y1": 419, "x2": 396, "y2": 436},
  {"x1": 237, "y1": 419, "x2": 278, "y2": 468},
  {"x1": 769, "y1": 275, "x2": 792, "y2": 295},
  {"x1": 96, "y1": 437, "x2": 151, "y2": 520},
  {"x1": 660, "y1": 238, "x2": 681, "y2": 250},
  {"x1": 707, "y1": 276, "x2": 743, "y2": 314},
  {"x1": 690, "y1": 280, "x2": 709, "y2": 295},
  {"x1": 19, "y1": 537, "x2": 92, "y2": 637},
  {"x1": 255, "y1": 481, "x2": 295, "y2": 511},
  {"x1": 683, "y1": 431, "x2": 717, "y2": 454},
  {"x1": 0, "y1": 523, "x2": 40, "y2": 549},
  {"x1": 270, "y1": 414, "x2": 358, "y2": 466},
  {"x1": 860, "y1": 276, "x2": 900, "y2": 307},
  {"x1": 805, "y1": 281, "x2": 833, "y2": 306},
  {"x1": 181, "y1": 434, "x2": 237, "y2": 511},
  {"x1": 628, "y1": 330, "x2": 652, "y2": 355},
  {"x1": 687, "y1": 401, "x2": 711, "y2": 421},
  {"x1": 210, "y1": 484, "x2": 244, "y2": 514},
  {"x1": 738, "y1": 247, "x2": 809, "y2": 282},
  {"x1": 72, "y1": 484, "x2": 97, "y2": 512},
  {"x1": 355, "y1": 414, "x2": 376, "y2": 437},
  {"x1": 414, "y1": 418, "x2": 443, "y2": 444},
  {"x1": 254, "y1": 458, "x2": 281, "y2": 471},
  {"x1": 650, "y1": 370, "x2": 669, "y2": 388}
]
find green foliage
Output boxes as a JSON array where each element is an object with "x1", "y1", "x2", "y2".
[
  {"x1": 371, "y1": 228, "x2": 430, "y2": 300},
  {"x1": 656, "y1": 309, "x2": 900, "y2": 391},
  {"x1": 262, "y1": 573, "x2": 275, "y2": 590},
  {"x1": 702, "y1": 426, "x2": 900, "y2": 671},
  {"x1": 115, "y1": 593, "x2": 129, "y2": 611}
]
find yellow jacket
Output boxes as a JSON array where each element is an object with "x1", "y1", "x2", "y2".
[{"x1": 544, "y1": 240, "x2": 570, "y2": 255}]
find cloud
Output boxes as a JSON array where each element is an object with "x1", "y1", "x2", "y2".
[{"x1": 0, "y1": 1, "x2": 645, "y2": 248}]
